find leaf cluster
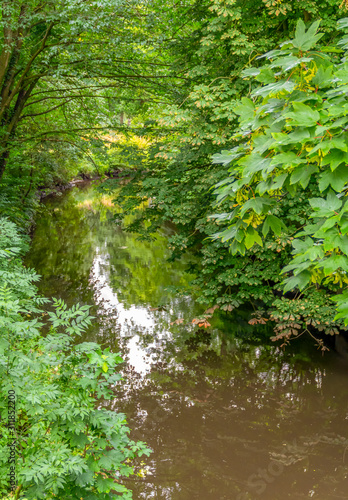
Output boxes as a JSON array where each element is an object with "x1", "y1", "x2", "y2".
[{"x1": 212, "y1": 18, "x2": 348, "y2": 330}]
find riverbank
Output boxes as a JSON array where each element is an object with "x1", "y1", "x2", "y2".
[
  {"x1": 37, "y1": 168, "x2": 125, "y2": 200},
  {"x1": 0, "y1": 167, "x2": 124, "y2": 236}
]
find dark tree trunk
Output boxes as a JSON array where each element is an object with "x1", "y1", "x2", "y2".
[{"x1": 0, "y1": 149, "x2": 10, "y2": 181}]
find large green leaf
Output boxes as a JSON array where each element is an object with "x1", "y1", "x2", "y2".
[
  {"x1": 272, "y1": 128, "x2": 310, "y2": 146},
  {"x1": 321, "y1": 149, "x2": 348, "y2": 171},
  {"x1": 286, "y1": 102, "x2": 320, "y2": 127},
  {"x1": 234, "y1": 98, "x2": 255, "y2": 122},
  {"x1": 270, "y1": 151, "x2": 306, "y2": 167},
  {"x1": 319, "y1": 254, "x2": 348, "y2": 275},
  {"x1": 309, "y1": 191, "x2": 342, "y2": 216},
  {"x1": 270, "y1": 173, "x2": 288, "y2": 190},
  {"x1": 270, "y1": 56, "x2": 312, "y2": 72},
  {"x1": 252, "y1": 80, "x2": 296, "y2": 98},
  {"x1": 290, "y1": 164, "x2": 318, "y2": 189},
  {"x1": 212, "y1": 149, "x2": 244, "y2": 166},
  {"x1": 318, "y1": 163, "x2": 348, "y2": 192},
  {"x1": 293, "y1": 19, "x2": 324, "y2": 50},
  {"x1": 262, "y1": 214, "x2": 286, "y2": 237},
  {"x1": 240, "y1": 197, "x2": 274, "y2": 216},
  {"x1": 312, "y1": 65, "x2": 334, "y2": 88},
  {"x1": 238, "y1": 153, "x2": 272, "y2": 176},
  {"x1": 244, "y1": 226, "x2": 263, "y2": 249},
  {"x1": 283, "y1": 270, "x2": 311, "y2": 292}
]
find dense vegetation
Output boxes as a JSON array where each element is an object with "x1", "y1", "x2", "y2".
[
  {"x1": 3, "y1": 0, "x2": 348, "y2": 497},
  {"x1": 0, "y1": 0, "x2": 174, "y2": 225},
  {"x1": 0, "y1": 219, "x2": 150, "y2": 498},
  {"x1": 100, "y1": 1, "x2": 348, "y2": 347},
  {"x1": 211, "y1": 18, "x2": 348, "y2": 344}
]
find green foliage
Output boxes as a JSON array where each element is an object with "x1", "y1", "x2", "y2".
[
  {"x1": 102, "y1": 5, "x2": 348, "y2": 346},
  {"x1": 0, "y1": 218, "x2": 150, "y2": 499},
  {"x1": 0, "y1": 0, "x2": 179, "y2": 208},
  {"x1": 3, "y1": 0, "x2": 348, "y2": 351},
  {"x1": 1, "y1": 0, "x2": 344, "y2": 209},
  {"x1": 212, "y1": 18, "x2": 348, "y2": 339}
]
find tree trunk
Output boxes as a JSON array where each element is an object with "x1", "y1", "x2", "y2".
[
  {"x1": 0, "y1": 78, "x2": 39, "y2": 181},
  {"x1": 0, "y1": 149, "x2": 10, "y2": 181}
]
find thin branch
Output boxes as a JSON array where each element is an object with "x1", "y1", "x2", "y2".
[
  {"x1": 24, "y1": 95, "x2": 168, "y2": 108},
  {"x1": 29, "y1": 82, "x2": 156, "y2": 98},
  {"x1": 20, "y1": 98, "x2": 75, "y2": 119},
  {"x1": 5, "y1": 125, "x2": 177, "y2": 149}
]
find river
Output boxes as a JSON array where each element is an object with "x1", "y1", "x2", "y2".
[{"x1": 26, "y1": 182, "x2": 348, "y2": 500}]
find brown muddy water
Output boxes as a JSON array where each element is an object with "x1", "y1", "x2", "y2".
[{"x1": 26, "y1": 183, "x2": 348, "y2": 500}]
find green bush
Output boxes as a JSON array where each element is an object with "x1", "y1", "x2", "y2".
[
  {"x1": 212, "y1": 18, "x2": 348, "y2": 341},
  {"x1": 0, "y1": 218, "x2": 150, "y2": 499}
]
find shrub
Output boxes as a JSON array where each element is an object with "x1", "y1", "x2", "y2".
[{"x1": 0, "y1": 218, "x2": 150, "y2": 499}]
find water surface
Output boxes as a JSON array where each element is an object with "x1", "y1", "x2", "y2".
[{"x1": 27, "y1": 184, "x2": 348, "y2": 500}]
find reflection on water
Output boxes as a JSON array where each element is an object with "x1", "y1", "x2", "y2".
[{"x1": 27, "y1": 184, "x2": 348, "y2": 500}]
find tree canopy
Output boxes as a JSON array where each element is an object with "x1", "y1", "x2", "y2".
[
  {"x1": 97, "y1": 1, "x2": 348, "y2": 347},
  {"x1": 0, "y1": 0, "x2": 183, "y2": 180}
]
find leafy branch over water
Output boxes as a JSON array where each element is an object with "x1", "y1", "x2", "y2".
[{"x1": 212, "y1": 19, "x2": 348, "y2": 343}]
